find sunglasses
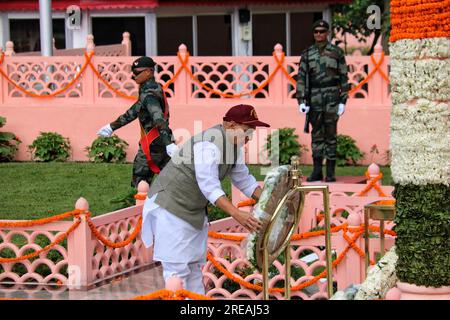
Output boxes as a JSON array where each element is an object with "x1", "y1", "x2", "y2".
[
  {"x1": 314, "y1": 29, "x2": 328, "y2": 34},
  {"x1": 132, "y1": 69, "x2": 146, "y2": 76}
]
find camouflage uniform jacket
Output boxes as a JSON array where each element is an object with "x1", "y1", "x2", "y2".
[
  {"x1": 296, "y1": 42, "x2": 350, "y2": 108},
  {"x1": 110, "y1": 78, "x2": 173, "y2": 146}
]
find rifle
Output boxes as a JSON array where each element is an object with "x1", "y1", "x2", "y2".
[{"x1": 303, "y1": 50, "x2": 311, "y2": 134}]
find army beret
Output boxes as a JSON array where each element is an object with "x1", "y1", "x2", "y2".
[
  {"x1": 132, "y1": 56, "x2": 156, "y2": 70},
  {"x1": 313, "y1": 19, "x2": 330, "y2": 30}
]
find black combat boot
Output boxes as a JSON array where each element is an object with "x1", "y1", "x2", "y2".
[
  {"x1": 307, "y1": 157, "x2": 323, "y2": 182},
  {"x1": 325, "y1": 159, "x2": 336, "y2": 182}
]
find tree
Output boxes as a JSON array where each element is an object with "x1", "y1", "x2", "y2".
[{"x1": 331, "y1": 0, "x2": 390, "y2": 54}]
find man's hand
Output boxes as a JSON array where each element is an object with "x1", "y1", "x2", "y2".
[
  {"x1": 97, "y1": 124, "x2": 113, "y2": 137},
  {"x1": 165, "y1": 143, "x2": 178, "y2": 157},
  {"x1": 231, "y1": 209, "x2": 263, "y2": 233},
  {"x1": 338, "y1": 103, "x2": 345, "y2": 116},
  {"x1": 215, "y1": 195, "x2": 262, "y2": 233},
  {"x1": 298, "y1": 103, "x2": 310, "y2": 115}
]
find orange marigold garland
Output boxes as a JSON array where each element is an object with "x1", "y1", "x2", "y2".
[{"x1": 390, "y1": 0, "x2": 450, "y2": 42}]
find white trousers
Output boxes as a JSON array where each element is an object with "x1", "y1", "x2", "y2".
[{"x1": 141, "y1": 194, "x2": 208, "y2": 294}]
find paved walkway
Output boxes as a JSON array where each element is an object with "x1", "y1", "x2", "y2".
[{"x1": 0, "y1": 264, "x2": 165, "y2": 300}]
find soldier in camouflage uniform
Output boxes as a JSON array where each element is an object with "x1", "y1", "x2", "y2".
[
  {"x1": 296, "y1": 20, "x2": 350, "y2": 182},
  {"x1": 97, "y1": 56, "x2": 177, "y2": 188}
]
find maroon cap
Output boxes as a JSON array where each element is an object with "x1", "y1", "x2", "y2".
[{"x1": 223, "y1": 104, "x2": 270, "y2": 127}]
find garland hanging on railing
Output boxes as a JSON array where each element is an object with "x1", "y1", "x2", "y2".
[{"x1": 0, "y1": 50, "x2": 390, "y2": 100}]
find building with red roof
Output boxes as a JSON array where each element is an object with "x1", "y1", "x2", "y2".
[{"x1": 0, "y1": 0, "x2": 351, "y2": 56}]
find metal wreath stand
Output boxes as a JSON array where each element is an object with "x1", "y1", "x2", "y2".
[{"x1": 256, "y1": 156, "x2": 333, "y2": 300}]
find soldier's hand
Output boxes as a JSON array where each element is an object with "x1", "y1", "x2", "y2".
[
  {"x1": 338, "y1": 103, "x2": 345, "y2": 116},
  {"x1": 97, "y1": 124, "x2": 113, "y2": 137},
  {"x1": 298, "y1": 103, "x2": 310, "y2": 115},
  {"x1": 165, "y1": 143, "x2": 178, "y2": 157}
]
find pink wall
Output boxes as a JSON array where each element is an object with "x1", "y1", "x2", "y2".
[
  {"x1": 0, "y1": 44, "x2": 391, "y2": 165},
  {"x1": 1, "y1": 102, "x2": 390, "y2": 165}
]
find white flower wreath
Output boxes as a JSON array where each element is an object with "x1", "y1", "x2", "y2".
[{"x1": 245, "y1": 165, "x2": 290, "y2": 270}]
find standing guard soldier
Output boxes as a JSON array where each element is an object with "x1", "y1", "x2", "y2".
[
  {"x1": 97, "y1": 56, "x2": 177, "y2": 187},
  {"x1": 296, "y1": 19, "x2": 350, "y2": 182}
]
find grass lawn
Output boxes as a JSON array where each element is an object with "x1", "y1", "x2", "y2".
[{"x1": 0, "y1": 162, "x2": 392, "y2": 220}]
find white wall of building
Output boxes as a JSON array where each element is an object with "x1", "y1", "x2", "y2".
[{"x1": 1, "y1": 3, "x2": 331, "y2": 55}]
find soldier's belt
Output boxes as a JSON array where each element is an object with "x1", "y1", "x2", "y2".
[{"x1": 310, "y1": 80, "x2": 339, "y2": 88}]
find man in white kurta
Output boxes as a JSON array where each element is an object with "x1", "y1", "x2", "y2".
[{"x1": 141, "y1": 104, "x2": 269, "y2": 294}]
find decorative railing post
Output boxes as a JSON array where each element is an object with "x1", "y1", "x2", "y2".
[
  {"x1": 135, "y1": 180, "x2": 149, "y2": 206},
  {"x1": 4, "y1": 41, "x2": 15, "y2": 56},
  {"x1": 370, "y1": 41, "x2": 385, "y2": 106},
  {"x1": 122, "y1": 32, "x2": 132, "y2": 56},
  {"x1": 175, "y1": 44, "x2": 189, "y2": 105},
  {"x1": 84, "y1": 34, "x2": 96, "y2": 105},
  {"x1": 366, "y1": 163, "x2": 383, "y2": 197},
  {"x1": 67, "y1": 197, "x2": 93, "y2": 289},
  {"x1": 166, "y1": 275, "x2": 184, "y2": 292},
  {"x1": 135, "y1": 180, "x2": 153, "y2": 264},
  {"x1": 272, "y1": 43, "x2": 284, "y2": 105},
  {"x1": 342, "y1": 212, "x2": 365, "y2": 289},
  {"x1": 0, "y1": 46, "x2": 4, "y2": 104}
]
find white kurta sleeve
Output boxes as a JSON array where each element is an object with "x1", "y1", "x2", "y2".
[
  {"x1": 230, "y1": 147, "x2": 260, "y2": 198},
  {"x1": 193, "y1": 141, "x2": 226, "y2": 205}
]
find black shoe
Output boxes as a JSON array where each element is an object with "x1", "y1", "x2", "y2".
[
  {"x1": 325, "y1": 159, "x2": 336, "y2": 182},
  {"x1": 307, "y1": 157, "x2": 323, "y2": 182}
]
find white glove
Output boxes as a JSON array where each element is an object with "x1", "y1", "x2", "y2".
[
  {"x1": 298, "y1": 103, "x2": 310, "y2": 114},
  {"x1": 165, "y1": 143, "x2": 178, "y2": 157},
  {"x1": 97, "y1": 124, "x2": 113, "y2": 137},
  {"x1": 338, "y1": 103, "x2": 345, "y2": 116}
]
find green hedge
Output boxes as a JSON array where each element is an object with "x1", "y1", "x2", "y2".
[{"x1": 393, "y1": 184, "x2": 450, "y2": 287}]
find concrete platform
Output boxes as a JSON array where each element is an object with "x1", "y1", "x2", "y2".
[{"x1": 0, "y1": 264, "x2": 165, "y2": 300}]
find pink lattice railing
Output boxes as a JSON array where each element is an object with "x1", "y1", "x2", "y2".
[
  {"x1": 0, "y1": 42, "x2": 390, "y2": 107},
  {"x1": 203, "y1": 165, "x2": 395, "y2": 300},
  {"x1": 1, "y1": 164, "x2": 395, "y2": 298},
  {"x1": 283, "y1": 48, "x2": 390, "y2": 107},
  {"x1": 0, "y1": 220, "x2": 73, "y2": 286},
  {"x1": 0, "y1": 187, "x2": 153, "y2": 289}
]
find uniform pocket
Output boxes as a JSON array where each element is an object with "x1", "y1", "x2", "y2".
[{"x1": 325, "y1": 58, "x2": 338, "y2": 76}]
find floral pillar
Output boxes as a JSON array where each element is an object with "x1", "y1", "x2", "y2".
[{"x1": 388, "y1": 0, "x2": 450, "y2": 299}]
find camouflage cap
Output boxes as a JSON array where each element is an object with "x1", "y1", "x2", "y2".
[
  {"x1": 132, "y1": 56, "x2": 156, "y2": 70},
  {"x1": 313, "y1": 19, "x2": 330, "y2": 31}
]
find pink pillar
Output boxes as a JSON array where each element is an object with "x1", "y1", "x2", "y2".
[
  {"x1": 342, "y1": 213, "x2": 365, "y2": 287},
  {"x1": 122, "y1": 32, "x2": 132, "y2": 56},
  {"x1": 67, "y1": 197, "x2": 93, "y2": 289},
  {"x1": 84, "y1": 35, "x2": 96, "y2": 105},
  {"x1": 135, "y1": 180, "x2": 149, "y2": 206},
  {"x1": 0, "y1": 46, "x2": 4, "y2": 105},
  {"x1": 166, "y1": 275, "x2": 184, "y2": 292},
  {"x1": 4, "y1": 41, "x2": 15, "y2": 56},
  {"x1": 272, "y1": 43, "x2": 284, "y2": 106},
  {"x1": 135, "y1": 180, "x2": 153, "y2": 264},
  {"x1": 366, "y1": 162, "x2": 383, "y2": 197},
  {"x1": 175, "y1": 44, "x2": 189, "y2": 105},
  {"x1": 369, "y1": 41, "x2": 384, "y2": 105}
]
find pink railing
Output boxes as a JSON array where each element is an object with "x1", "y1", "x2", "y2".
[
  {"x1": 203, "y1": 164, "x2": 395, "y2": 300},
  {"x1": 0, "y1": 184, "x2": 153, "y2": 289},
  {"x1": 0, "y1": 43, "x2": 392, "y2": 165},
  {"x1": 0, "y1": 43, "x2": 390, "y2": 107},
  {"x1": 0, "y1": 164, "x2": 395, "y2": 298}
]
